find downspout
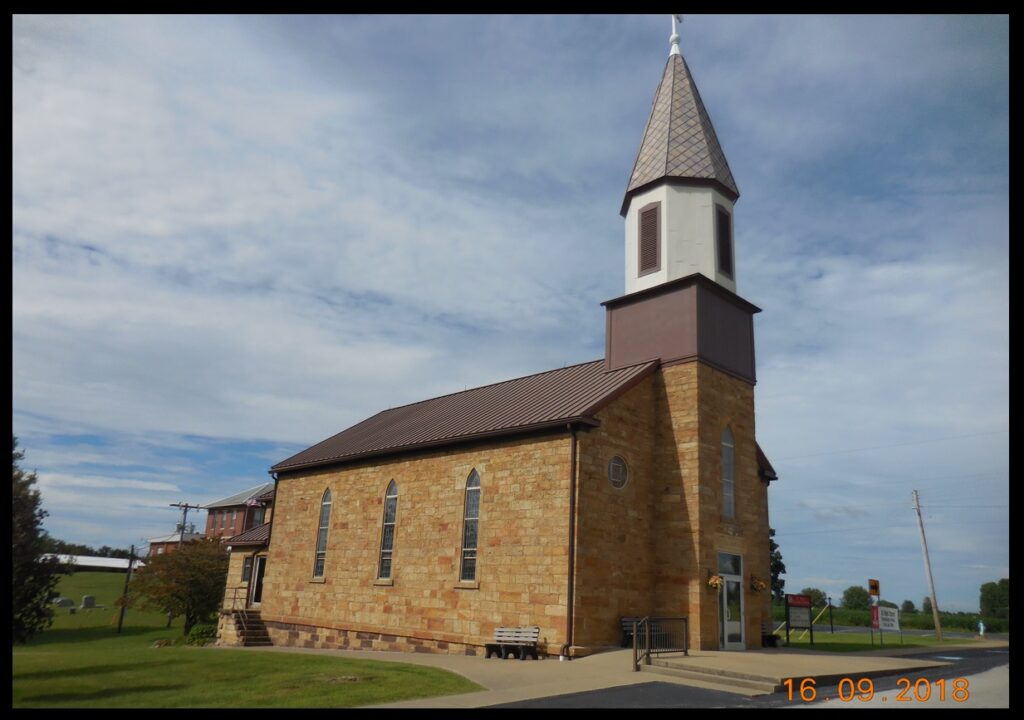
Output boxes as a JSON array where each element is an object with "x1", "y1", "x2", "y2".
[
  {"x1": 560, "y1": 424, "x2": 578, "y2": 660},
  {"x1": 264, "y1": 471, "x2": 279, "y2": 550},
  {"x1": 258, "y1": 472, "x2": 279, "y2": 603}
]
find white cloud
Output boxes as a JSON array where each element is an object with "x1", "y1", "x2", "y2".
[{"x1": 12, "y1": 14, "x2": 1007, "y2": 612}]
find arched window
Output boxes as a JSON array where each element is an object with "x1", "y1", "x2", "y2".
[
  {"x1": 460, "y1": 470, "x2": 481, "y2": 582},
  {"x1": 377, "y1": 481, "x2": 398, "y2": 579},
  {"x1": 722, "y1": 427, "x2": 735, "y2": 519},
  {"x1": 313, "y1": 489, "x2": 332, "y2": 578}
]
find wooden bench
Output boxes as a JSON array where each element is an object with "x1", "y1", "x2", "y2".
[{"x1": 485, "y1": 626, "x2": 540, "y2": 660}]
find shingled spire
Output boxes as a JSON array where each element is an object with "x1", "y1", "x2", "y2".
[{"x1": 620, "y1": 51, "x2": 739, "y2": 217}]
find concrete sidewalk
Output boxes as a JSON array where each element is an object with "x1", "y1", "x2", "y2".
[{"x1": 218, "y1": 637, "x2": 1008, "y2": 708}]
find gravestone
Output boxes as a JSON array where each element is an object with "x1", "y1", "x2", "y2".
[
  {"x1": 81, "y1": 595, "x2": 96, "y2": 609},
  {"x1": 54, "y1": 597, "x2": 74, "y2": 608}
]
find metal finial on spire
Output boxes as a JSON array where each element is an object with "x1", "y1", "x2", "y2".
[{"x1": 669, "y1": 14, "x2": 682, "y2": 56}]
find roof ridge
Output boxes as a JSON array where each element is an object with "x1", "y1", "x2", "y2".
[
  {"x1": 272, "y1": 358, "x2": 661, "y2": 473},
  {"x1": 374, "y1": 358, "x2": 607, "y2": 415},
  {"x1": 663, "y1": 54, "x2": 676, "y2": 180}
]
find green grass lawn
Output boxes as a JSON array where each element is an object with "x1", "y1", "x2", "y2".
[
  {"x1": 14, "y1": 572, "x2": 482, "y2": 708},
  {"x1": 777, "y1": 630, "x2": 981, "y2": 653}
]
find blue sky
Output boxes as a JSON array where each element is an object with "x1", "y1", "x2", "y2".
[{"x1": 13, "y1": 15, "x2": 1007, "y2": 612}]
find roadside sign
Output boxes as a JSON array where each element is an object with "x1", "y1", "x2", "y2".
[
  {"x1": 784, "y1": 593, "x2": 813, "y2": 645},
  {"x1": 878, "y1": 606, "x2": 899, "y2": 632},
  {"x1": 868, "y1": 578, "x2": 880, "y2": 596},
  {"x1": 871, "y1": 605, "x2": 902, "y2": 646}
]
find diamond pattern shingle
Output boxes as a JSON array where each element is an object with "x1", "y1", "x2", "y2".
[{"x1": 624, "y1": 53, "x2": 738, "y2": 208}]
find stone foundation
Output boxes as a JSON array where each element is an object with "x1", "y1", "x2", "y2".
[
  {"x1": 264, "y1": 620, "x2": 489, "y2": 656},
  {"x1": 216, "y1": 610, "x2": 241, "y2": 646}
]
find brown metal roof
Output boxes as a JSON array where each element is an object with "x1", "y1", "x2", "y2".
[
  {"x1": 272, "y1": 359, "x2": 658, "y2": 474},
  {"x1": 756, "y1": 442, "x2": 778, "y2": 482},
  {"x1": 622, "y1": 52, "x2": 738, "y2": 215},
  {"x1": 226, "y1": 522, "x2": 271, "y2": 547}
]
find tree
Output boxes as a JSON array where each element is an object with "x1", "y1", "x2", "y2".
[
  {"x1": 125, "y1": 537, "x2": 229, "y2": 634},
  {"x1": 878, "y1": 599, "x2": 898, "y2": 609},
  {"x1": 841, "y1": 585, "x2": 872, "y2": 611},
  {"x1": 769, "y1": 527, "x2": 786, "y2": 600},
  {"x1": 901, "y1": 599, "x2": 917, "y2": 614},
  {"x1": 799, "y1": 587, "x2": 827, "y2": 608},
  {"x1": 922, "y1": 596, "x2": 933, "y2": 615},
  {"x1": 979, "y1": 579, "x2": 1009, "y2": 619},
  {"x1": 12, "y1": 435, "x2": 65, "y2": 644}
]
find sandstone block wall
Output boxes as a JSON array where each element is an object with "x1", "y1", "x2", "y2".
[
  {"x1": 695, "y1": 362, "x2": 772, "y2": 649},
  {"x1": 573, "y1": 374, "x2": 657, "y2": 649},
  {"x1": 572, "y1": 361, "x2": 772, "y2": 652},
  {"x1": 259, "y1": 433, "x2": 572, "y2": 655}
]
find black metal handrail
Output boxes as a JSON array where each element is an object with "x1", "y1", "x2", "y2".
[
  {"x1": 224, "y1": 588, "x2": 248, "y2": 637},
  {"x1": 632, "y1": 616, "x2": 688, "y2": 671}
]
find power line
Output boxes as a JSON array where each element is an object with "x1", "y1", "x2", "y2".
[
  {"x1": 776, "y1": 519, "x2": 1001, "y2": 537},
  {"x1": 848, "y1": 469, "x2": 1007, "y2": 486},
  {"x1": 924, "y1": 504, "x2": 1005, "y2": 509},
  {"x1": 773, "y1": 430, "x2": 1008, "y2": 461}
]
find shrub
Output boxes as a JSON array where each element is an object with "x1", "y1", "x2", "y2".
[{"x1": 186, "y1": 623, "x2": 218, "y2": 646}]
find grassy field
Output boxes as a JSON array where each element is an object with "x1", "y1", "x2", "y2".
[
  {"x1": 777, "y1": 630, "x2": 982, "y2": 653},
  {"x1": 13, "y1": 572, "x2": 482, "y2": 708}
]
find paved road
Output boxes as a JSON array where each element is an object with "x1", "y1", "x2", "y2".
[
  {"x1": 808, "y1": 664, "x2": 1008, "y2": 709},
  {"x1": 490, "y1": 647, "x2": 1009, "y2": 709}
]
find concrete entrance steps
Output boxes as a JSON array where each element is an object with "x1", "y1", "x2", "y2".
[
  {"x1": 638, "y1": 649, "x2": 949, "y2": 697},
  {"x1": 234, "y1": 610, "x2": 273, "y2": 647},
  {"x1": 642, "y1": 658, "x2": 781, "y2": 694}
]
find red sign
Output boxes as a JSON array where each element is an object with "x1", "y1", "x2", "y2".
[
  {"x1": 786, "y1": 594, "x2": 811, "y2": 607},
  {"x1": 871, "y1": 605, "x2": 879, "y2": 629}
]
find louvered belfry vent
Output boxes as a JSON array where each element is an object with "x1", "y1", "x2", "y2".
[{"x1": 638, "y1": 203, "x2": 660, "y2": 275}]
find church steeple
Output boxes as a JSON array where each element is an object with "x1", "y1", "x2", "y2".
[
  {"x1": 621, "y1": 51, "x2": 739, "y2": 214},
  {"x1": 621, "y1": 17, "x2": 740, "y2": 296}
]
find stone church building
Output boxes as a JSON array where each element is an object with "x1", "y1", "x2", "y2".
[{"x1": 219, "y1": 25, "x2": 777, "y2": 657}]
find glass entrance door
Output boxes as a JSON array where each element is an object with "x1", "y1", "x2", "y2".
[
  {"x1": 250, "y1": 556, "x2": 266, "y2": 606},
  {"x1": 718, "y1": 552, "x2": 744, "y2": 649}
]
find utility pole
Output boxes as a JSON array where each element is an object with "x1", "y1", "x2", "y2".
[
  {"x1": 169, "y1": 501, "x2": 203, "y2": 546},
  {"x1": 167, "y1": 501, "x2": 202, "y2": 629},
  {"x1": 912, "y1": 490, "x2": 943, "y2": 641},
  {"x1": 116, "y1": 544, "x2": 136, "y2": 634}
]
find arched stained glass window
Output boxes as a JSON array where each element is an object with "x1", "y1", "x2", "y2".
[
  {"x1": 460, "y1": 471, "x2": 481, "y2": 582},
  {"x1": 722, "y1": 427, "x2": 735, "y2": 519},
  {"x1": 377, "y1": 481, "x2": 398, "y2": 579},
  {"x1": 313, "y1": 489, "x2": 332, "y2": 578}
]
